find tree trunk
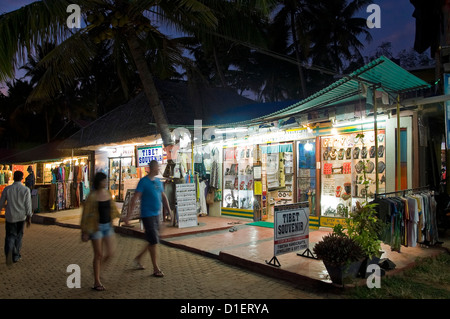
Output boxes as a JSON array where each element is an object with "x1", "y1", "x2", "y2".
[
  {"x1": 213, "y1": 47, "x2": 227, "y2": 88},
  {"x1": 126, "y1": 30, "x2": 173, "y2": 148},
  {"x1": 44, "y1": 105, "x2": 50, "y2": 143},
  {"x1": 290, "y1": 10, "x2": 307, "y2": 99}
]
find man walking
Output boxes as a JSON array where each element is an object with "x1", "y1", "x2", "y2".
[
  {"x1": 124, "y1": 160, "x2": 171, "y2": 277},
  {"x1": 0, "y1": 171, "x2": 32, "y2": 265}
]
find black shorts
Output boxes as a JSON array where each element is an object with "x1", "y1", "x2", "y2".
[{"x1": 141, "y1": 216, "x2": 160, "y2": 245}]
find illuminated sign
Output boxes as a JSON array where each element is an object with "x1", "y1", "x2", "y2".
[{"x1": 136, "y1": 145, "x2": 163, "y2": 167}]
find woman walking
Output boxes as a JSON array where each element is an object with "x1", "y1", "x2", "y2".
[{"x1": 81, "y1": 172, "x2": 120, "y2": 291}]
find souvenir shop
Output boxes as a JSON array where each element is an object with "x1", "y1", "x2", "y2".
[
  {"x1": 36, "y1": 156, "x2": 90, "y2": 212},
  {"x1": 95, "y1": 144, "x2": 151, "y2": 201},
  {"x1": 0, "y1": 156, "x2": 91, "y2": 213},
  {"x1": 217, "y1": 127, "x2": 318, "y2": 224},
  {"x1": 209, "y1": 101, "x2": 423, "y2": 231}
]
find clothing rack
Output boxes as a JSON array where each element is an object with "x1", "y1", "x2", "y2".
[{"x1": 374, "y1": 186, "x2": 430, "y2": 199}]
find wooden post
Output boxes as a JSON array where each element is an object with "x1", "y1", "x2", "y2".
[
  {"x1": 374, "y1": 87, "x2": 379, "y2": 194},
  {"x1": 397, "y1": 95, "x2": 401, "y2": 190}
]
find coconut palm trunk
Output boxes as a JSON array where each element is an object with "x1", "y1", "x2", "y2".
[
  {"x1": 290, "y1": 10, "x2": 307, "y2": 99},
  {"x1": 126, "y1": 30, "x2": 173, "y2": 148}
]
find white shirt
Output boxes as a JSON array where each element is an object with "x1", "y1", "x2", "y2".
[{"x1": 0, "y1": 181, "x2": 32, "y2": 223}]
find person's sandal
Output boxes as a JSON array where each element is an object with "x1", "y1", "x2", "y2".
[
  {"x1": 153, "y1": 270, "x2": 164, "y2": 277},
  {"x1": 133, "y1": 259, "x2": 145, "y2": 270},
  {"x1": 92, "y1": 285, "x2": 105, "y2": 291}
]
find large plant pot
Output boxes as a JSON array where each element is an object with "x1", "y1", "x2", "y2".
[{"x1": 323, "y1": 259, "x2": 363, "y2": 286}]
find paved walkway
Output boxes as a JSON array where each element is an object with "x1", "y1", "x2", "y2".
[
  {"x1": 2, "y1": 206, "x2": 449, "y2": 298},
  {"x1": 0, "y1": 220, "x2": 329, "y2": 300}
]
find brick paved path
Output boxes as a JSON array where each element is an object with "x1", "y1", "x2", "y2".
[{"x1": 0, "y1": 222, "x2": 330, "y2": 299}]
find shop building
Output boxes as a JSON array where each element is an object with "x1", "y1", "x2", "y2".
[
  {"x1": 198, "y1": 56, "x2": 443, "y2": 230},
  {"x1": 53, "y1": 57, "x2": 445, "y2": 235},
  {"x1": 58, "y1": 81, "x2": 260, "y2": 220},
  {"x1": 0, "y1": 140, "x2": 91, "y2": 213}
]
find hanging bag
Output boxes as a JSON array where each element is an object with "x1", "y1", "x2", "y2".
[{"x1": 206, "y1": 188, "x2": 215, "y2": 205}]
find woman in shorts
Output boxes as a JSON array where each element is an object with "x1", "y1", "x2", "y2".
[{"x1": 81, "y1": 172, "x2": 120, "y2": 291}]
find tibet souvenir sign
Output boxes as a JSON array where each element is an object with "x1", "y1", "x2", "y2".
[
  {"x1": 136, "y1": 145, "x2": 163, "y2": 167},
  {"x1": 273, "y1": 202, "x2": 309, "y2": 256}
]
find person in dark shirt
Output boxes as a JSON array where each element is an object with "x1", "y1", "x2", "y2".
[{"x1": 25, "y1": 166, "x2": 35, "y2": 190}]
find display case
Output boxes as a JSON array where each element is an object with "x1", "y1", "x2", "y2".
[
  {"x1": 222, "y1": 146, "x2": 254, "y2": 209},
  {"x1": 320, "y1": 130, "x2": 386, "y2": 217}
]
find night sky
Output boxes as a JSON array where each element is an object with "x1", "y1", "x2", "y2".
[{"x1": 0, "y1": 0, "x2": 418, "y2": 95}]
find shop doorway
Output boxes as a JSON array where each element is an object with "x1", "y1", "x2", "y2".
[
  {"x1": 108, "y1": 157, "x2": 135, "y2": 201},
  {"x1": 386, "y1": 116, "x2": 413, "y2": 192}
]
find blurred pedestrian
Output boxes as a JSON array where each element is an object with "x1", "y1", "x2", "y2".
[
  {"x1": 25, "y1": 165, "x2": 35, "y2": 190},
  {"x1": 124, "y1": 160, "x2": 171, "y2": 277},
  {"x1": 80, "y1": 172, "x2": 120, "y2": 291},
  {"x1": 0, "y1": 171, "x2": 32, "y2": 265}
]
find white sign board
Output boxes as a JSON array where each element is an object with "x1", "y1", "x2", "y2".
[
  {"x1": 274, "y1": 202, "x2": 309, "y2": 256},
  {"x1": 137, "y1": 145, "x2": 163, "y2": 167},
  {"x1": 176, "y1": 183, "x2": 198, "y2": 228}
]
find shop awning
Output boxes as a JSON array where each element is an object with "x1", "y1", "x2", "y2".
[
  {"x1": 0, "y1": 140, "x2": 90, "y2": 164},
  {"x1": 220, "y1": 56, "x2": 432, "y2": 127}
]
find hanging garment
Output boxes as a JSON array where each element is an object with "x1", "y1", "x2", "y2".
[
  {"x1": 73, "y1": 166, "x2": 78, "y2": 184},
  {"x1": 199, "y1": 180, "x2": 208, "y2": 216},
  {"x1": 83, "y1": 165, "x2": 89, "y2": 185},
  {"x1": 49, "y1": 183, "x2": 57, "y2": 211},
  {"x1": 210, "y1": 161, "x2": 219, "y2": 189},
  {"x1": 371, "y1": 191, "x2": 439, "y2": 251}
]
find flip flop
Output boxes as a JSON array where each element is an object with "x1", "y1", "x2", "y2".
[
  {"x1": 153, "y1": 270, "x2": 164, "y2": 277},
  {"x1": 133, "y1": 259, "x2": 145, "y2": 270},
  {"x1": 92, "y1": 285, "x2": 105, "y2": 291}
]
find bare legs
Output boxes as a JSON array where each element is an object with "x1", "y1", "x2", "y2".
[
  {"x1": 135, "y1": 243, "x2": 162, "y2": 276},
  {"x1": 91, "y1": 235, "x2": 115, "y2": 289}
]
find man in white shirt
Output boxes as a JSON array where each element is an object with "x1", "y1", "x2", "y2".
[{"x1": 0, "y1": 171, "x2": 32, "y2": 265}]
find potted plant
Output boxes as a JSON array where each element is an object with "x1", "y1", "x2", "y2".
[
  {"x1": 313, "y1": 229, "x2": 365, "y2": 286},
  {"x1": 346, "y1": 201, "x2": 384, "y2": 278}
]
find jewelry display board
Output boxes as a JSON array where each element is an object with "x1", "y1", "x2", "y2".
[
  {"x1": 320, "y1": 130, "x2": 386, "y2": 217},
  {"x1": 222, "y1": 146, "x2": 254, "y2": 209}
]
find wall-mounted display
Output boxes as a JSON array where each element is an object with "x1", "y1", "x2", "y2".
[
  {"x1": 222, "y1": 146, "x2": 254, "y2": 210},
  {"x1": 320, "y1": 130, "x2": 386, "y2": 217}
]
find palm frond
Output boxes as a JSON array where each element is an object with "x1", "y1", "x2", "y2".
[
  {"x1": 26, "y1": 31, "x2": 97, "y2": 102},
  {"x1": 0, "y1": 0, "x2": 75, "y2": 81}
]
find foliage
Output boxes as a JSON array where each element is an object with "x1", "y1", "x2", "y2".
[
  {"x1": 346, "y1": 201, "x2": 383, "y2": 259},
  {"x1": 313, "y1": 232, "x2": 364, "y2": 267}
]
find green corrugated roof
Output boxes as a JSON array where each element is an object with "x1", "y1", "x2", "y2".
[{"x1": 223, "y1": 56, "x2": 431, "y2": 126}]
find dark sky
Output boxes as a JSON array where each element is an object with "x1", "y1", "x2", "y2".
[{"x1": 0, "y1": 0, "x2": 418, "y2": 94}]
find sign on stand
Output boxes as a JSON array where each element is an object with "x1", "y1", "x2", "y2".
[
  {"x1": 176, "y1": 183, "x2": 198, "y2": 228},
  {"x1": 266, "y1": 202, "x2": 310, "y2": 267},
  {"x1": 119, "y1": 189, "x2": 141, "y2": 226}
]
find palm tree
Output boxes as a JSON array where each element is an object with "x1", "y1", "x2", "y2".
[
  {"x1": 307, "y1": 0, "x2": 373, "y2": 74},
  {"x1": 0, "y1": 0, "x2": 278, "y2": 149},
  {"x1": 20, "y1": 42, "x2": 63, "y2": 142},
  {"x1": 0, "y1": 0, "x2": 221, "y2": 149},
  {"x1": 271, "y1": 0, "x2": 318, "y2": 99}
]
